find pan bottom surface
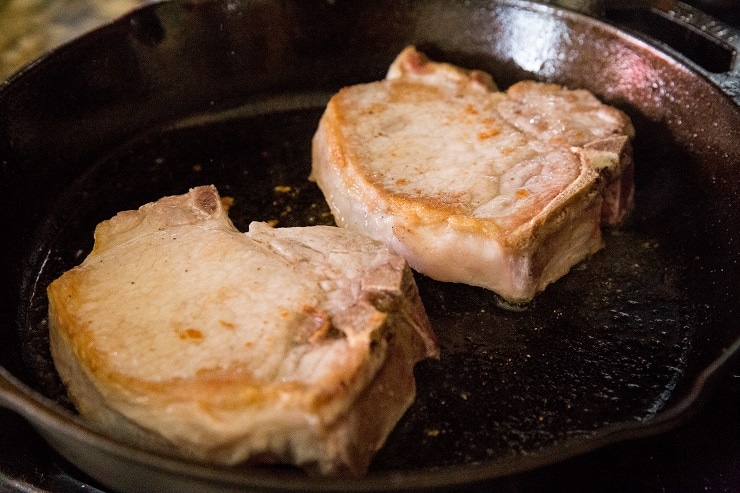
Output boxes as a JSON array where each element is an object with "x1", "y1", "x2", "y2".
[{"x1": 15, "y1": 97, "x2": 730, "y2": 480}]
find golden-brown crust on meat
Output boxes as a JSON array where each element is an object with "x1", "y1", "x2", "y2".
[
  {"x1": 311, "y1": 46, "x2": 635, "y2": 302},
  {"x1": 47, "y1": 186, "x2": 438, "y2": 475}
]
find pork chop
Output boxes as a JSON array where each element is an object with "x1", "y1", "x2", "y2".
[
  {"x1": 47, "y1": 185, "x2": 438, "y2": 476},
  {"x1": 311, "y1": 46, "x2": 635, "y2": 303}
]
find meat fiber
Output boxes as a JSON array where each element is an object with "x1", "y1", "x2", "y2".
[
  {"x1": 47, "y1": 185, "x2": 438, "y2": 476},
  {"x1": 311, "y1": 46, "x2": 634, "y2": 303}
]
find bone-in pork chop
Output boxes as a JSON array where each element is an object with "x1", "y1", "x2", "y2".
[
  {"x1": 47, "y1": 185, "x2": 438, "y2": 476},
  {"x1": 311, "y1": 46, "x2": 634, "y2": 303}
]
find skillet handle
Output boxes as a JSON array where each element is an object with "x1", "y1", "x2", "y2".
[{"x1": 550, "y1": 0, "x2": 740, "y2": 103}]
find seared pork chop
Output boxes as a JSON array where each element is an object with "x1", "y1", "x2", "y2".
[
  {"x1": 47, "y1": 185, "x2": 438, "y2": 475},
  {"x1": 312, "y1": 46, "x2": 634, "y2": 303}
]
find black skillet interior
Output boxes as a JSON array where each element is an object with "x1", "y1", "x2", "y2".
[{"x1": 1, "y1": 0, "x2": 739, "y2": 487}]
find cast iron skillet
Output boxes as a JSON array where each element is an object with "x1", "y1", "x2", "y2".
[{"x1": 0, "y1": 0, "x2": 738, "y2": 491}]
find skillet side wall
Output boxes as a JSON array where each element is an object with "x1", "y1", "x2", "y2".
[{"x1": 0, "y1": 0, "x2": 738, "y2": 487}]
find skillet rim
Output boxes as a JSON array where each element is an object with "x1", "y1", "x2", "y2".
[{"x1": 0, "y1": 0, "x2": 738, "y2": 490}]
